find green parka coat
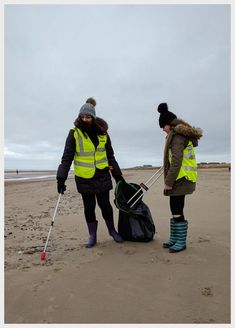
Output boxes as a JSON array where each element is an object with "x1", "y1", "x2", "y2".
[{"x1": 163, "y1": 118, "x2": 203, "y2": 196}]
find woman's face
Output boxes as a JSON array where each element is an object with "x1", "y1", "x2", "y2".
[
  {"x1": 163, "y1": 124, "x2": 171, "y2": 134},
  {"x1": 80, "y1": 114, "x2": 93, "y2": 126}
]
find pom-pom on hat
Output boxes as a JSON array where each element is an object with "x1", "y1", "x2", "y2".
[
  {"x1": 79, "y1": 97, "x2": 96, "y2": 119},
  {"x1": 158, "y1": 103, "x2": 177, "y2": 128}
]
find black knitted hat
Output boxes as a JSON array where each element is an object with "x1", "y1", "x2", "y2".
[{"x1": 157, "y1": 103, "x2": 177, "y2": 128}]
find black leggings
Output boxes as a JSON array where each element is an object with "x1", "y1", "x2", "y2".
[
  {"x1": 170, "y1": 195, "x2": 185, "y2": 216},
  {"x1": 81, "y1": 191, "x2": 113, "y2": 223}
]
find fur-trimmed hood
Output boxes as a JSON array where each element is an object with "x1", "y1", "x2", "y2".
[
  {"x1": 171, "y1": 118, "x2": 203, "y2": 147},
  {"x1": 74, "y1": 116, "x2": 108, "y2": 135}
]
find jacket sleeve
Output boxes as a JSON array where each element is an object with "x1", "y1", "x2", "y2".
[
  {"x1": 165, "y1": 134, "x2": 187, "y2": 186},
  {"x1": 106, "y1": 134, "x2": 123, "y2": 178},
  {"x1": 56, "y1": 129, "x2": 76, "y2": 180}
]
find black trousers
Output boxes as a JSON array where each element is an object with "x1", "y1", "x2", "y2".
[
  {"x1": 170, "y1": 195, "x2": 185, "y2": 216},
  {"x1": 81, "y1": 190, "x2": 113, "y2": 223}
]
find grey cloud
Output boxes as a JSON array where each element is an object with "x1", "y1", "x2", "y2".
[{"x1": 5, "y1": 4, "x2": 230, "y2": 170}]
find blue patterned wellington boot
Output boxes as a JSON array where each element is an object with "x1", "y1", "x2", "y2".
[
  {"x1": 163, "y1": 218, "x2": 177, "y2": 248},
  {"x1": 169, "y1": 220, "x2": 188, "y2": 253}
]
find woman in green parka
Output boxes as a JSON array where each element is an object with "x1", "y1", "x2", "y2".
[{"x1": 157, "y1": 103, "x2": 203, "y2": 253}]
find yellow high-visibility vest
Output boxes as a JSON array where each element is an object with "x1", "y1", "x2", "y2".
[
  {"x1": 73, "y1": 128, "x2": 109, "y2": 178},
  {"x1": 169, "y1": 140, "x2": 197, "y2": 183}
]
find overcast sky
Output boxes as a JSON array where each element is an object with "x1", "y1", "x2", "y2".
[{"x1": 4, "y1": 4, "x2": 230, "y2": 170}]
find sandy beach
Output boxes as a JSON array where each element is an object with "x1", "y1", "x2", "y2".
[{"x1": 4, "y1": 168, "x2": 230, "y2": 324}]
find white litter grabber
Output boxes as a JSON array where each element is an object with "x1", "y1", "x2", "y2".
[
  {"x1": 41, "y1": 193, "x2": 62, "y2": 260},
  {"x1": 127, "y1": 166, "x2": 164, "y2": 208}
]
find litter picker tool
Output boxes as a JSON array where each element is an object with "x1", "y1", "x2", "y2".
[
  {"x1": 41, "y1": 193, "x2": 62, "y2": 260},
  {"x1": 127, "y1": 166, "x2": 164, "y2": 208}
]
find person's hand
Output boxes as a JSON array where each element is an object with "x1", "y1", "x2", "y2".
[
  {"x1": 57, "y1": 178, "x2": 67, "y2": 194},
  {"x1": 164, "y1": 184, "x2": 173, "y2": 191}
]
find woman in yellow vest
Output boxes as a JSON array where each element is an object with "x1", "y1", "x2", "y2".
[
  {"x1": 57, "y1": 97, "x2": 124, "y2": 247},
  {"x1": 157, "y1": 103, "x2": 203, "y2": 253}
]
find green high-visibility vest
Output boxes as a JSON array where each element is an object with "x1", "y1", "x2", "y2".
[
  {"x1": 73, "y1": 128, "x2": 109, "y2": 179},
  {"x1": 169, "y1": 140, "x2": 197, "y2": 183}
]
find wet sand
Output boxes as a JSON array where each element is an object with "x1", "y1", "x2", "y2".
[{"x1": 4, "y1": 168, "x2": 230, "y2": 324}]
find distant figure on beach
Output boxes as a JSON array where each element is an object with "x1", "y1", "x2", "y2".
[
  {"x1": 157, "y1": 103, "x2": 203, "y2": 253},
  {"x1": 16, "y1": 169, "x2": 18, "y2": 175},
  {"x1": 57, "y1": 97, "x2": 124, "y2": 247}
]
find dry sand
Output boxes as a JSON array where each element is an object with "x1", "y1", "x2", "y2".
[{"x1": 4, "y1": 168, "x2": 230, "y2": 324}]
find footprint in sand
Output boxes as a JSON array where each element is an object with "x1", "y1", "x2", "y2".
[
  {"x1": 68, "y1": 292, "x2": 75, "y2": 300},
  {"x1": 201, "y1": 286, "x2": 213, "y2": 296},
  {"x1": 32, "y1": 284, "x2": 41, "y2": 293},
  {"x1": 198, "y1": 237, "x2": 210, "y2": 243},
  {"x1": 64, "y1": 247, "x2": 76, "y2": 251},
  {"x1": 124, "y1": 247, "x2": 137, "y2": 255},
  {"x1": 154, "y1": 255, "x2": 171, "y2": 264},
  {"x1": 46, "y1": 303, "x2": 59, "y2": 313}
]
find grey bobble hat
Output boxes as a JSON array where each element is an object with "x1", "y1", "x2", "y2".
[{"x1": 79, "y1": 103, "x2": 96, "y2": 119}]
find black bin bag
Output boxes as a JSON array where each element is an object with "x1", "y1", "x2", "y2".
[{"x1": 114, "y1": 180, "x2": 156, "y2": 242}]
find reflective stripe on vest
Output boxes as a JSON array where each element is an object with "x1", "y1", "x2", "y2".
[
  {"x1": 73, "y1": 128, "x2": 108, "y2": 178},
  {"x1": 169, "y1": 140, "x2": 197, "y2": 183}
]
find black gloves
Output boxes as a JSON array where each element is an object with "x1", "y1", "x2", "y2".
[{"x1": 57, "y1": 177, "x2": 67, "y2": 194}]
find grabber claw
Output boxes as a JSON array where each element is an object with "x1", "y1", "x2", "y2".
[{"x1": 40, "y1": 251, "x2": 46, "y2": 261}]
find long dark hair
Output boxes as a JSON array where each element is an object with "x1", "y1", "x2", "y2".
[{"x1": 74, "y1": 116, "x2": 108, "y2": 135}]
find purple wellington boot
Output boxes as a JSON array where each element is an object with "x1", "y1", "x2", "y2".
[
  {"x1": 85, "y1": 221, "x2": 98, "y2": 248},
  {"x1": 105, "y1": 220, "x2": 123, "y2": 243}
]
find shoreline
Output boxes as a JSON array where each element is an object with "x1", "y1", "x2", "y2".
[{"x1": 4, "y1": 166, "x2": 231, "y2": 183}]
